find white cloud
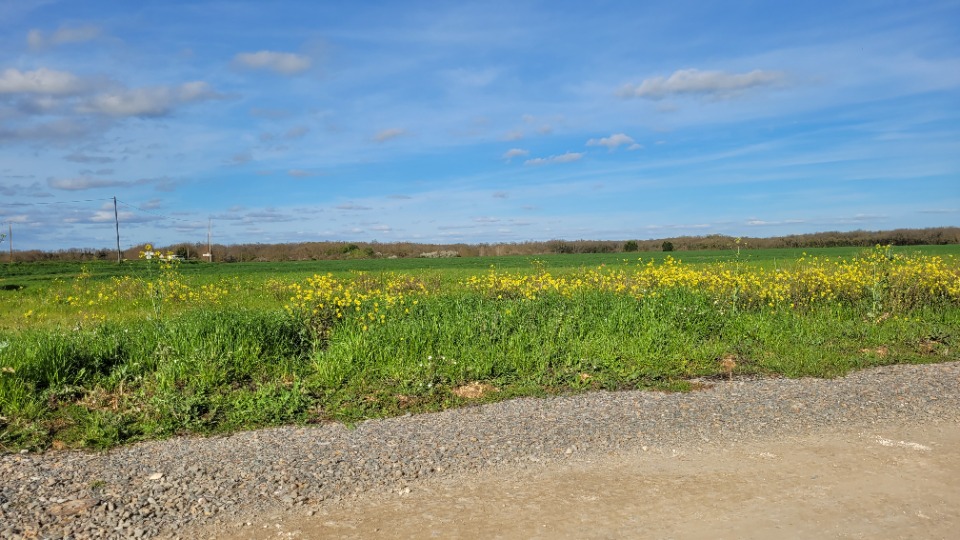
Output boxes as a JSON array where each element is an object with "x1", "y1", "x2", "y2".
[
  {"x1": 374, "y1": 128, "x2": 407, "y2": 142},
  {"x1": 88, "y1": 210, "x2": 121, "y2": 223},
  {"x1": 502, "y1": 148, "x2": 529, "y2": 160},
  {"x1": 27, "y1": 25, "x2": 101, "y2": 49},
  {"x1": 287, "y1": 169, "x2": 317, "y2": 177},
  {"x1": 586, "y1": 133, "x2": 641, "y2": 151},
  {"x1": 524, "y1": 152, "x2": 584, "y2": 166},
  {"x1": 336, "y1": 203, "x2": 373, "y2": 210},
  {"x1": 233, "y1": 51, "x2": 311, "y2": 75},
  {"x1": 619, "y1": 68, "x2": 785, "y2": 100},
  {"x1": 79, "y1": 81, "x2": 222, "y2": 117},
  {"x1": 47, "y1": 176, "x2": 127, "y2": 191},
  {"x1": 0, "y1": 67, "x2": 86, "y2": 95},
  {"x1": 244, "y1": 210, "x2": 297, "y2": 223},
  {"x1": 746, "y1": 219, "x2": 807, "y2": 226}
]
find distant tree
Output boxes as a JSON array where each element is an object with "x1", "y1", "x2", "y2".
[
  {"x1": 662, "y1": 241, "x2": 674, "y2": 252},
  {"x1": 623, "y1": 240, "x2": 639, "y2": 252}
]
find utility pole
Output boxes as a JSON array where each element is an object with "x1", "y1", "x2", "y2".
[
  {"x1": 205, "y1": 218, "x2": 213, "y2": 262},
  {"x1": 113, "y1": 196, "x2": 122, "y2": 263}
]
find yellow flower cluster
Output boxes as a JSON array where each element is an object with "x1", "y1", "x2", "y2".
[
  {"x1": 286, "y1": 272, "x2": 427, "y2": 332},
  {"x1": 46, "y1": 261, "x2": 231, "y2": 320},
  {"x1": 285, "y1": 247, "x2": 959, "y2": 333},
  {"x1": 466, "y1": 247, "x2": 960, "y2": 309}
]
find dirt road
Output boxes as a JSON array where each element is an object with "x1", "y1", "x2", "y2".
[{"x1": 207, "y1": 420, "x2": 959, "y2": 539}]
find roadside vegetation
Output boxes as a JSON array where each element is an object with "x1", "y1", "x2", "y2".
[{"x1": 1, "y1": 245, "x2": 958, "y2": 451}]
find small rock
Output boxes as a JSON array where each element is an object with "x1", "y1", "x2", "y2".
[{"x1": 147, "y1": 473, "x2": 164, "y2": 481}]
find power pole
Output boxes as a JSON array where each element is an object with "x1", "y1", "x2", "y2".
[
  {"x1": 113, "y1": 196, "x2": 122, "y2": 263},
  {"x1": 207, "y1": 218, "x2": 212, "y2": 262}
]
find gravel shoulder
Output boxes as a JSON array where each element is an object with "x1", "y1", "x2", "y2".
[
  {"x1": 3, "y1": 361, "x2": 960, "y2": 539},
  {"x1": 216, "y1": 420, "x2": 960, "y2": 540}
]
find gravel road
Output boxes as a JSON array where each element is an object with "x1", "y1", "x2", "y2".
[{"x1": 3, "y1": 361, "x2": 959, "y2": 539}]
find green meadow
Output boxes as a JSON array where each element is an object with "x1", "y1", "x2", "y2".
[{"x1": 1, "y1": 244, "x2": 958, "y2": 452}]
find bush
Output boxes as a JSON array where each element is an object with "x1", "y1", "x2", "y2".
[{"x1": 662, "y1": 241, "x2": 674, "y2": 252}]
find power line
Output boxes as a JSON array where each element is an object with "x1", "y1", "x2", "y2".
[{"x1": 0, "y1": 198, "x2": 111, "y2": 207}]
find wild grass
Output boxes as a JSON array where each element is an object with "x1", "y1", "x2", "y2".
[{"x1": 0, "y1": 245, "x2": 958, "y2": 451}]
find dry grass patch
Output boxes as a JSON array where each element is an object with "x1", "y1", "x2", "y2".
[
  {"x1": 859, "y1": 345, "x2": 890, "y2": 358},
  {"x1": 452, "y1": 382, "x2": 499, "y2": 399}
]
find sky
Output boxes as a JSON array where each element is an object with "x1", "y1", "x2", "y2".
[{"x1": 1, "y1": 0, "x2": 958, "y2": 251}]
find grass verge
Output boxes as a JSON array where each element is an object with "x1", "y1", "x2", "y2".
[{"x1": 1, "y1": 247, "x2": 957, "y2": 451}]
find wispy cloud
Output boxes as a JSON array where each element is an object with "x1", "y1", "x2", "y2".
[
  {"x1": 619, "y1": 68, "x2": 785, "y2": 100},
  {"x1": 46, "y1": 176, "x2": 176, "y2": 192},
  {"x1": 47, "y1": 177, "x2": 127, "y2": 191},
  {"x1": 0, "y1": 118, "x2": 96, "y2": 142},
  {"x1": 287, "y1": 169, "x2": 318, "y2": 177},
  {"x1": 524, "y1": 152, "x2": 584, "y2": 166},
  {"x1": 78, "y1": 81, "x2": 223, "y2": 117},
  {"x1": 244, "y1": 210, "x2": 297, "y2": 223},
  {"x1": 336, "y1": 203, "x2": 373, "y2": 211},
  {"x1": 228, "y1": 151, "x2": 253, "y2": 165},
  {"x1": 260, "y1": 125, "x2": 309, "y2": 143},
  {"x1": 746, "y1": 219, "x2": 807, "y2": 226},
  {"x1": 27, "y1": 25, "x2": 101, "y2": 50},
  {"x1": 0, "y1": 181, "x2": 51, "y2": 198},
  {"x1": 586, "y1": 133, "x2": 641, "y2": 151},
  {"x1": 374, "y1": 128, "x2": 407, "y2": 143},
  {"x1": 64, "y1": 152, "x2": 114, "y2": 164},
  {"x1": 501, "y1": 148, "x2": 529, "y2": 161},
  {"x1": 233, "y1": 51, "x2": 311, "y2": 75}
]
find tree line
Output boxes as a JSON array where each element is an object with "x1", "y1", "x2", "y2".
[{"x1": 8, "y1": 227, "x2": 959, "y2": 263}]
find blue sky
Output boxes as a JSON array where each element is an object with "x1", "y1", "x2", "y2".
[{"x1": 1, "y1": 0, "x2": 958, "y2": 251}]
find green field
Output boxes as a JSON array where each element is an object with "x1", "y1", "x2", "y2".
[
  {"x1": 5, "y1": 244, "x2": 959, "y2": 284},
  {"x1": 1, "y1": 245, "x2": 958, "y2": 452}
]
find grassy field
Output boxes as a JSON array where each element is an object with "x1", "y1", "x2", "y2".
[{"x1": 1, "y1": 245, "x2": 958, "y2": 451}]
